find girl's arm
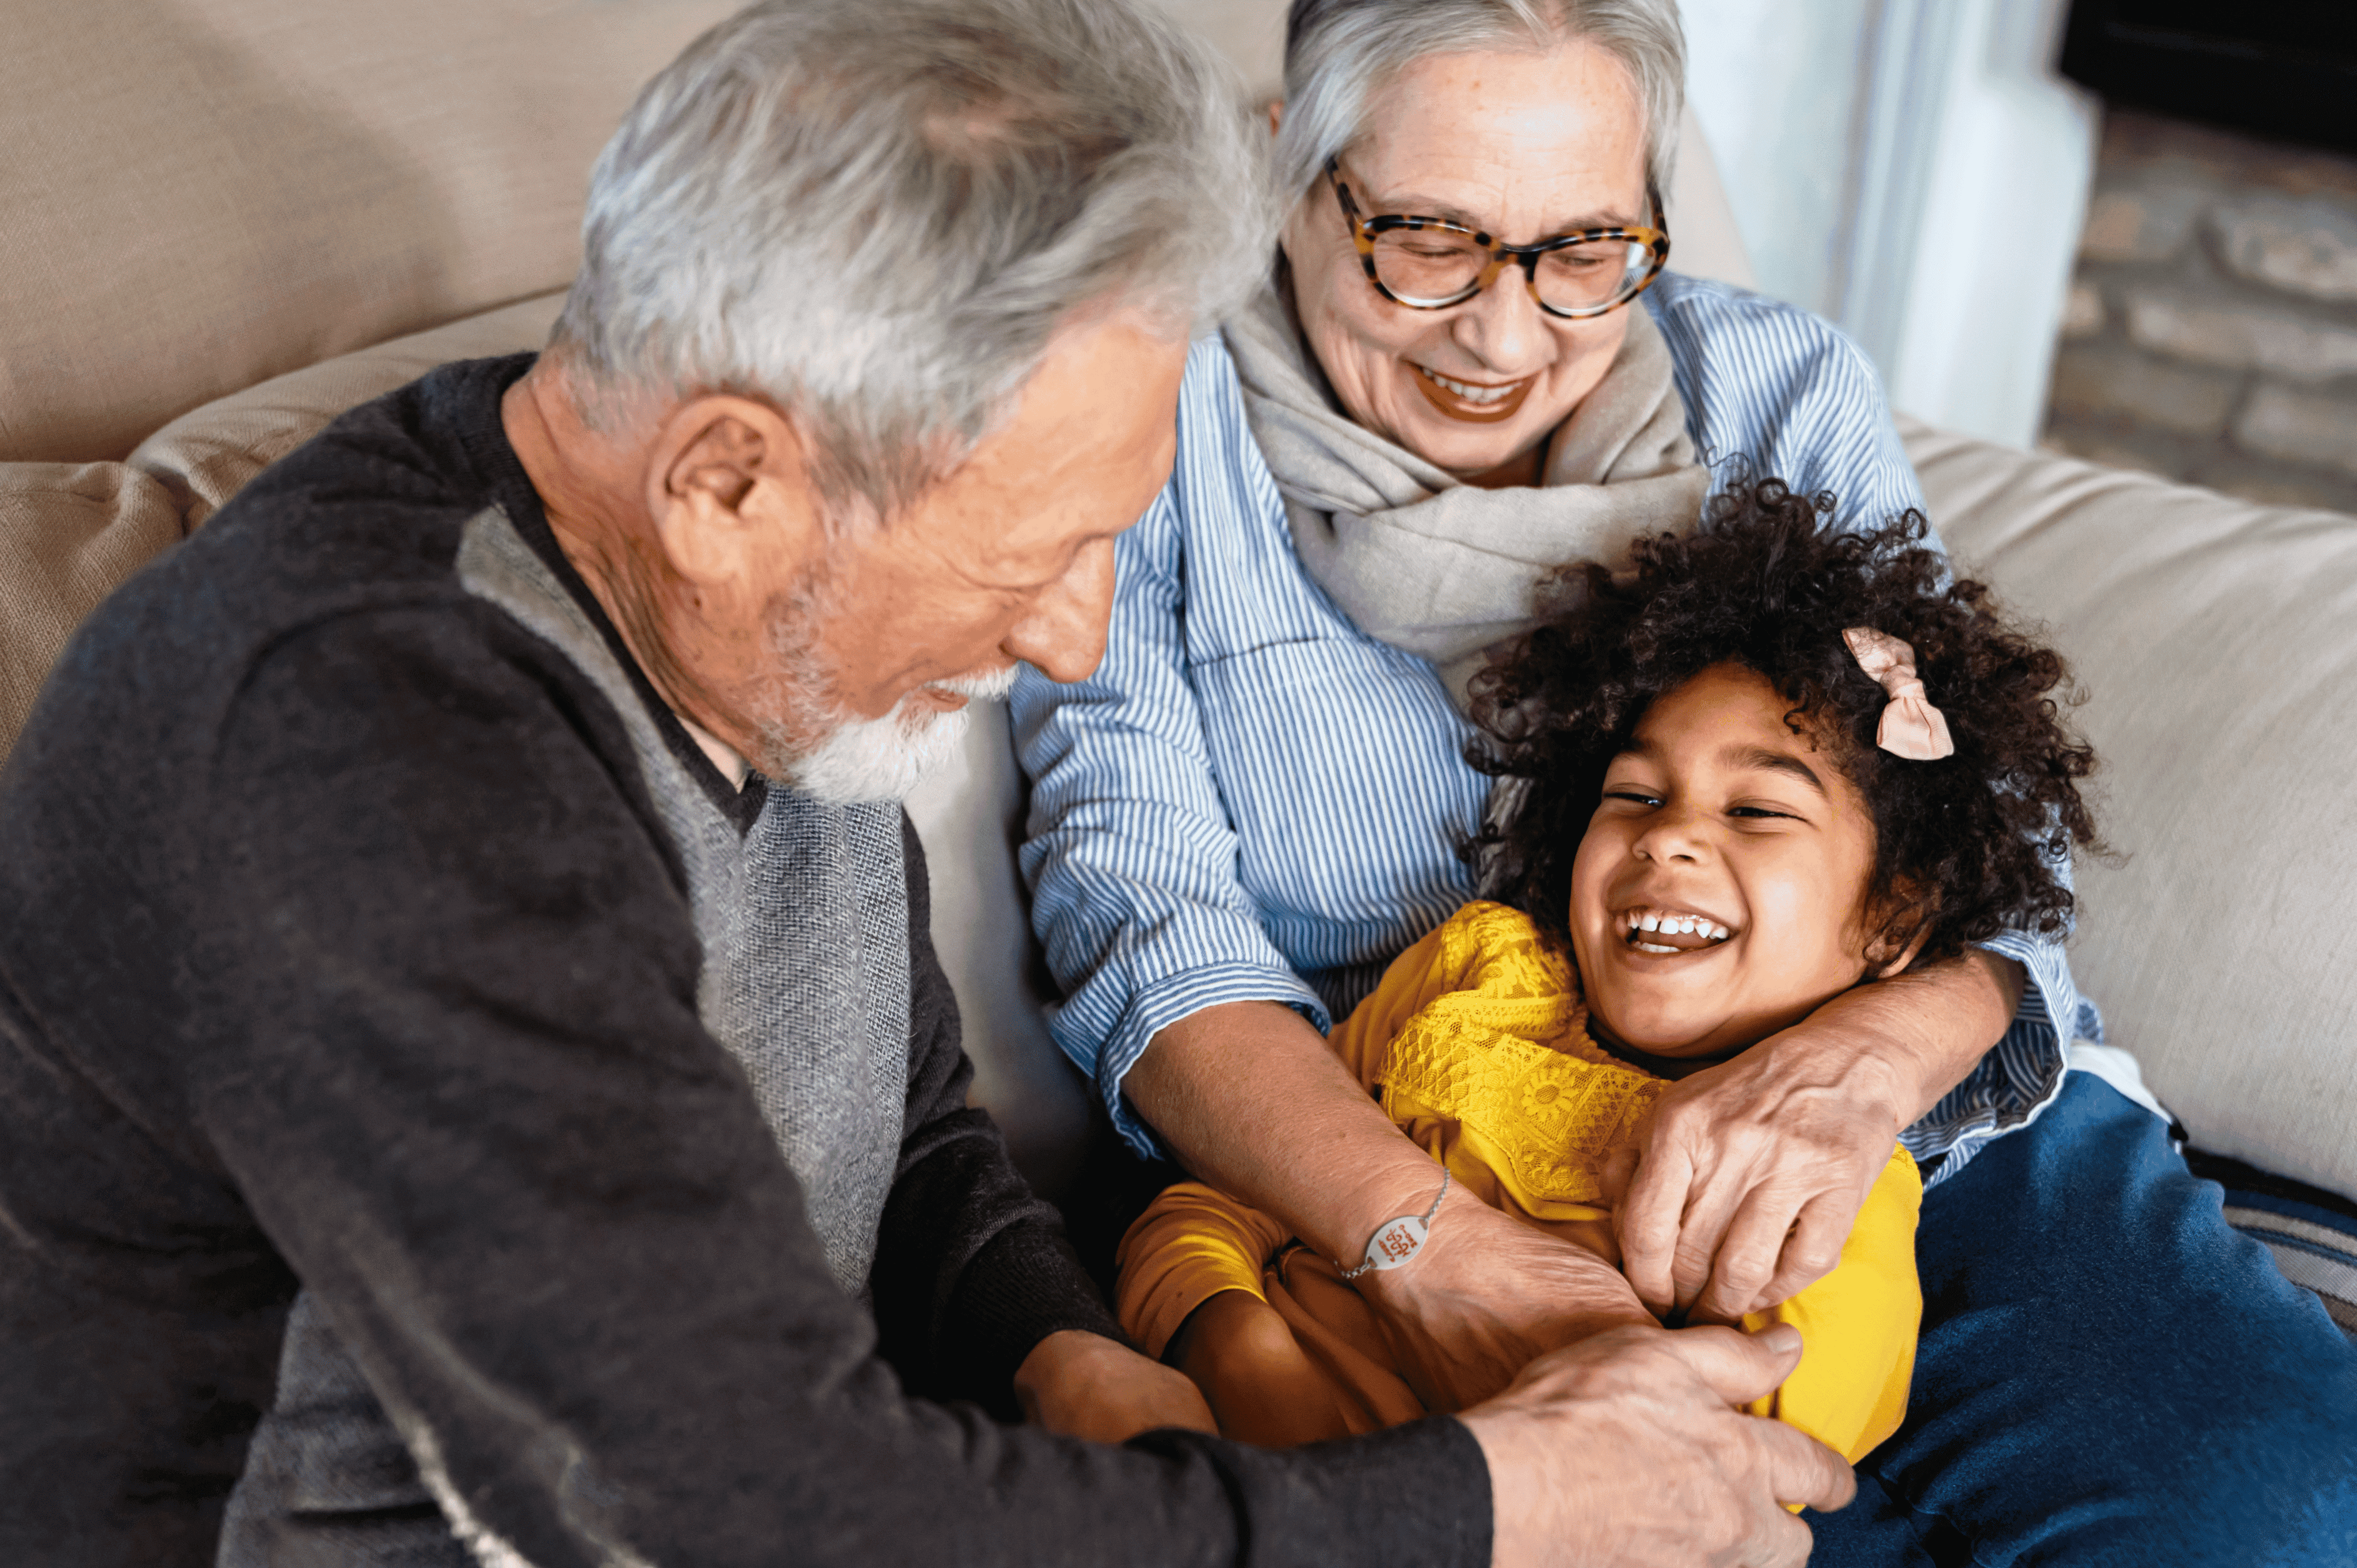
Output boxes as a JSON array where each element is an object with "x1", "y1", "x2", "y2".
[{"x1": 1114, "y1": 1181, "x2": 1295, "y2": 1360}]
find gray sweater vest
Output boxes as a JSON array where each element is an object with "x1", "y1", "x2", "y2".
[{"x1": 218, "y1": 506, "x2": 912, "y2": 1566}]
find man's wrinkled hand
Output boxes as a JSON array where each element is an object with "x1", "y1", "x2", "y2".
[
  {"x1": 1359, "y1": 1184, "x2": 1657, "y2": 1410},
  {"x1": 1012, "y1": 1330, "x2": 1217, "y2": 1444},
  {"x1": 1460, "y1": 1322, "x2": 1855, "y2": 1568}
]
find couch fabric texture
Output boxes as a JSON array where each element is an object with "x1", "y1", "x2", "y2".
[
  {"x1": 0, "y1": 0, "x2": 735, "y2": 464},
  {"x1": 1908, "y1": 417, "x2": 2357, "y2": 1203}
]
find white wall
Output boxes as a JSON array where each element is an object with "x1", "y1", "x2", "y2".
[
  {"x1": 1685, "y1": 0, "x2": 2099, "y2": 448},
  {"x1": 1681, "y1": 0, "x2": 1882, "y2": 319}
]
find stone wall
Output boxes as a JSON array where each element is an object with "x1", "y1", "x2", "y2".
[{"x1": 2043, "y1": 109, "x2": 2357, "y2": 513}]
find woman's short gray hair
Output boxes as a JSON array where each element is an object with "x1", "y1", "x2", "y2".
[
  {"x1": 552, "y1": 0, "x2": 1269, "y2": 523},
  {"x1": 1273, "y1": 0, "x2": 1685, "y2": 208}
]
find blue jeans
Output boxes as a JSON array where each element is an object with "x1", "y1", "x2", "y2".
[{"x1": 1806, "y1": 1071, "x2": 2357, "y2": 1566}]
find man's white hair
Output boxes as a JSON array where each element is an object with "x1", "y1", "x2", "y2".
[
  {"x1": 1273, "y1": 0, "x2": 1687, "y2": 207},
  {"x1": 551, "y1": 0, "x2": 1271, "y2": 523}
]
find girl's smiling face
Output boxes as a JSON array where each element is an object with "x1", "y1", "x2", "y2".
[{"x1": 1568, "y1": 662, "x2": 1914, "y2": 1063}]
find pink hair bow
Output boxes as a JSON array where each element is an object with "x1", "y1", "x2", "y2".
[{"x1": 1844, "y1": 627, "x2": 1954, "y2": 761}]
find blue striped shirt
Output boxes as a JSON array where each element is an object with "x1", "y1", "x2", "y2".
[{"x1": 1012, "y1": 273, "x2": 2095, "y2": 1182}]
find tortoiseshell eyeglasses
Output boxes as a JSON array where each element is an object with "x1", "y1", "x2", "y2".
[{"x1": 1326, "y1": 157, "x2": 1671, "y2": 320}]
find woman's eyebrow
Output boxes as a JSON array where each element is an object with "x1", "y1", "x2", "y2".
[
  {"x1": 1371, "y1": 190, "x2": 1638, "y2": 234},
  {"x1": 1722, "y1": 744, "x2": 1829, "y2": 799}
]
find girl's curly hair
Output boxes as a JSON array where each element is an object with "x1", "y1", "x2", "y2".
[{"x1": 1466, "y1": 479, "x2": 2102, "y2": 966}]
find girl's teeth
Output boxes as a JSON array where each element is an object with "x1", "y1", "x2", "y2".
[{"x1": 1623, "y1": 911, "x2": 1736, "y2": 943}]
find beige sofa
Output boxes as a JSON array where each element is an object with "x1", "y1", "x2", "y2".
[{"x1": 5, "y1": 0, "x2": 2351, "y2": 1308}]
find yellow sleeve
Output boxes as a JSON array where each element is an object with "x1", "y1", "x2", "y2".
[
  {"x1": 1741, "y1": 1144, "x2": 1925, "y2": 1463},
  {"x1": 1113, "y1": 1181, "x2": 1296, "y2": 1360},
  {"x1": 1326, "y1": 903, "x2": 1506, "y2": 1092}
]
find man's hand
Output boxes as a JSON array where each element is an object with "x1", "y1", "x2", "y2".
[
  {"x1": 1617, "y1": 951, "x2": 2023, "y2": 1322},
  {"x1": 1360, "y1": 1183, "x2": 1657, "y2": 1410},
  {"x1": 1459, "y1": 1322, "x2": 1855, "y2": 1568},
  {"x1": 1012, "y1": 1330, "x2": 1216, "y2": 1444}
]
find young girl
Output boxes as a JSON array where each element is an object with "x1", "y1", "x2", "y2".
[{"x1": 1114, "y1": 479, "x2": 2100, "y2": 1460}]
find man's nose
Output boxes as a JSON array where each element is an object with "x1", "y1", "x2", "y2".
[{"x1": 1002, "y1": 537, "x2": 1115, "y2": 684}]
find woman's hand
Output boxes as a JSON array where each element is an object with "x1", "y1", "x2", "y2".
[
  {"x1": 1615, "y1": 951, "x2": 2024, "y2": 1321},
  {"x1": 1130, "y1": 1001, "x2": 1657, "y2": 1410},
  {"x1": 1360, "y1": 1182, "x2": 1657, "y2": 1410},
  {"x1": 1614, "y1": 1033, "x2": 1904, "y2": 1323},
  {"x1": 1012, "y1": 1330, "x2": 1217, "y2": 1444}
]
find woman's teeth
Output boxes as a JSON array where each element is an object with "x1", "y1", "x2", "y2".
[
  {"x1": 1420, "y1": 367, "x2": 1521, "y2": 405},
  {"x1": 1622, "y1": 911, "x2": 1732, "y2": 953}
]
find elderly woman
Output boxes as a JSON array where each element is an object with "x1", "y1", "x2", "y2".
[{"x1": 1015, "y1": 0, "x2": 2357, "y2": 1559}]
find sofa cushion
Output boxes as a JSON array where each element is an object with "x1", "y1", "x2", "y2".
[
  {"x1": 0, "y1": 465, "x2": 186, "y2": 761},
  {"x1": 1907, "y1": 417, "x2": 2357, "y2": 1204},
  {"x1": 0, "y1": 0, "x2": 740, "y2": 463},
  {"x1": 131, "y1": 292, "x2": 568, "y2": 529},
  {"x1": 903, "y1": 704, "x2": 1094, "y2": 1197},
  {"x1": 0, "y1": 295, "x2": 566, "y2": 766}
]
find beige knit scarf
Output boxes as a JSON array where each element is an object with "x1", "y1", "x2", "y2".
[{"x1": 1225, "y1": 275, "x2": 1710, "y2": 712}]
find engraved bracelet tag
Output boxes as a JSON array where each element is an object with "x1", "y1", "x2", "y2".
[{"x1": 1363, "y1": 1214, "x2": 1429, "y2": 1272}]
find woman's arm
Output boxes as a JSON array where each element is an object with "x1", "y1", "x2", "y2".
[
  {"x1": 1010, "y1": 467, "x2": 1331, "y2": 1157},
  {"x1": 1617, "y1": 948, "x2": 2023, "y2": 1323},
  {"x1": 1131, "y1": 1002, "x2": 1653, "y2": 1411}
]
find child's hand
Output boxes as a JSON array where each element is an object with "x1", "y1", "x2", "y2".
[{"x1": 1012, "y1": 1330, "x2": 1216, "y2": 1444}]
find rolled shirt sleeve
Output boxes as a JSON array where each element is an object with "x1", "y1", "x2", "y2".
[{"x1": 1013, "y1": 478, "x2": 1332, "y2": 1158}]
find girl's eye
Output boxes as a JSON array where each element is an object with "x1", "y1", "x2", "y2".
[
  {"x1": 1727, "y1": 805, "x2": 1795, "y2": 821},
  {"x1": 1603, "y1": 788, "x2": 1661, "y2": 807}
]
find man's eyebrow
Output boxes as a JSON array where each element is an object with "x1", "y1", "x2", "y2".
[
  {"x1": 1724, "y1": 744, "x2": 1829, "y2": 799},
  {"x1": 1369, "y1": 190, "x2": 1639, "y2": 235}
]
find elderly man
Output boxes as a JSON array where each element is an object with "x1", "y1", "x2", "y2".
[{"x1": 0, "y1": 1, "x2": 1851, "y2": 1564}]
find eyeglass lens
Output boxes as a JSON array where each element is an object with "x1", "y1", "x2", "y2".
[{"x1": 1371, "y1": 230, "x2": 1653, "y2": 312}]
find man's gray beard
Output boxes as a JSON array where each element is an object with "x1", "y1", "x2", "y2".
[{"x1": 743, "y1": 574, "x2": 1019, "y2": 804}]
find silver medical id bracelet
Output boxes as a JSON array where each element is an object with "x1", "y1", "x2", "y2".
[{"x1": 1336, "y1": 1168, "x2": 1452, "y2": 1280}]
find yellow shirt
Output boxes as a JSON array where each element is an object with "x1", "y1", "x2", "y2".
[{"x1": 1116, "y1": 901, "x2": 1922, "y2": 1461}]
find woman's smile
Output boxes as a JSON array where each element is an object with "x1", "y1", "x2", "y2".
[
  {"x1": 1278, "y1": 42, "x2": 1648, "y2": 483},
  {"x1": 1410, "y1": 363, "x2": 1536, "y2": 422}
]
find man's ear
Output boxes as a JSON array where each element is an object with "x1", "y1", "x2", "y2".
[
  {"x1": 1265, "y1": 98, "x2": 1284, "y2": 137},
  {"x1": 643, "y1": 394, "x2": 823, "y2": 588}
]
